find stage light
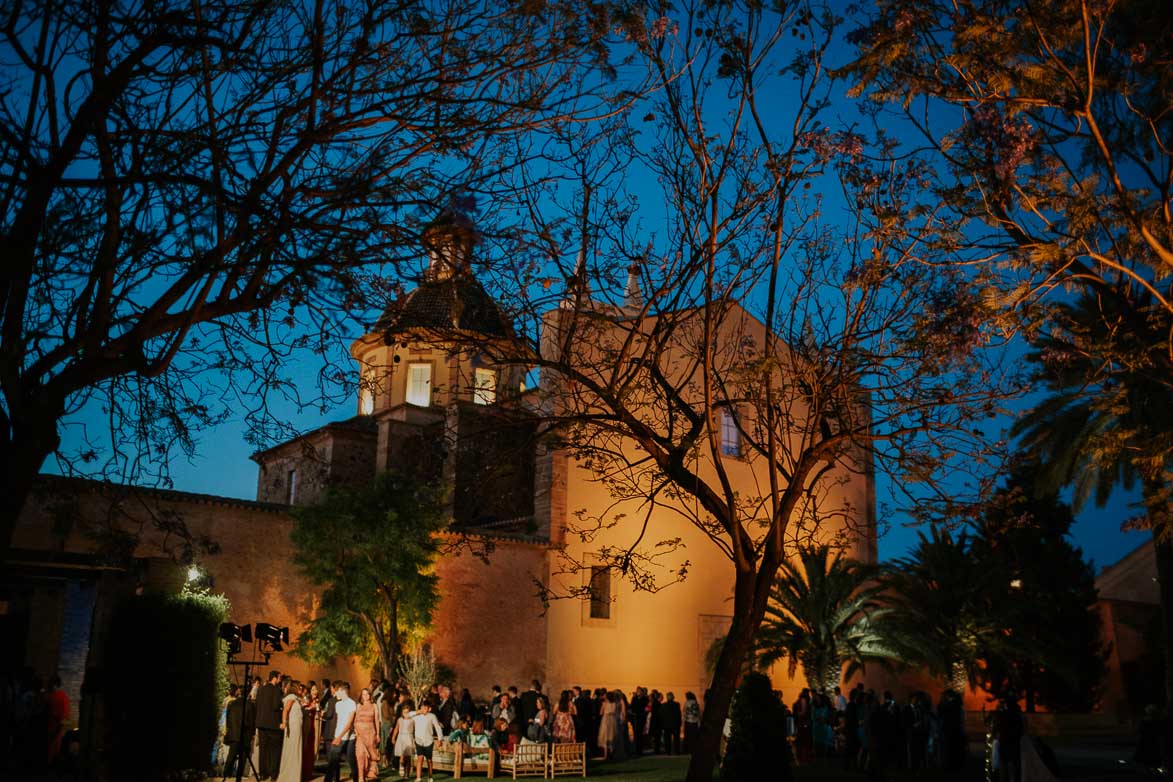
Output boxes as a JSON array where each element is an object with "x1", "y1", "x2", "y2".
[
  {"x1": 255, "y1": 622, "x2": 289, "y2": 650},
  {"x1": 187, "y1": 565, "x2": 202, "y2": 583},
  {"x1": 218, "y1": 622, "x2": 254, "y2": 655}
]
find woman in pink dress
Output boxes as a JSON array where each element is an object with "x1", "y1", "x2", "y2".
[
  {"x1": 353, "y1": 687, "x2": 381, "y2": 781},
  {"x1": 552, "y1": 690, "x2": 576, "y2": 743}
]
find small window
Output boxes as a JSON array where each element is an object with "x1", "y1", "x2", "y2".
[
  {"x1": 406, "y1": 363, "x2": 432, "y2": 407},
  {"x1": 473, "y1": 368, "x2": 497, "y2": 405},
  {"x1": 287, "y1": 468, "x2": 298, "y2": 504},
  {"x1": 588, "y1": 566, "x2": 611, "y2": 620},
  {"x1": 358, "y1": 366, "x2": 376, "y2": 415},
  {"x1": 720, "y1": 407, "x2": 741, "y2": 457}
]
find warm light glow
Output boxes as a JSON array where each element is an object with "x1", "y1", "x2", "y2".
[{"x1": 1009, "y1": 578, "x2": 1022, "y2": 589}]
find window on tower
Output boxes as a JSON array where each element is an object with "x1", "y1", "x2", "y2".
[
  {"x1": 406, "y1": 363, "x2": 432, "y2": 407},
  {"x1": 358, "y1": 366, "x2": 376, "y2": 415},
  {"x1": 473, "y1": 368, "x2": 497, "y2": 405}
]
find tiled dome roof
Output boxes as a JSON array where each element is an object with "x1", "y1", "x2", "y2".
[{"x1": 375, "y1": 272, "x2": 514, "y2": 339}]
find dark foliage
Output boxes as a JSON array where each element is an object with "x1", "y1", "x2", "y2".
[
  {"x1": 720, "y1": 672, "x2": 791, "y2": 782},
  {"x1": 104, "y1": 589, "x2": 228, "y2": 779}
]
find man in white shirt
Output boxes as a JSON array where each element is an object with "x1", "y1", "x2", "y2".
[
  {"x1": 834, "y1": 686, "x2": 848, "y2": 714},
  {"x1": 411, "y1": 701, "x2": 446, "y2": 782},
  {"x1": 325, "y1": 681, "x2": 356, "y2": 782}
]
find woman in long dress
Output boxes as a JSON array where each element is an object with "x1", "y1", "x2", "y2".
[
  {"x1": 276, "y1": 681, "x2": 303, "y2": 782},
  {"x1": 354, "y1": 688, "x2": 381, "y2": 781},
  {"x1": 301, "y1": 683, "x2": 320, "y2": 780},
  {"x1": 597, "y1": 691, "x2": 619, "y2": 760},
  {"x1": 552, "y1": 691, "x2": 576, "y2": 743}
]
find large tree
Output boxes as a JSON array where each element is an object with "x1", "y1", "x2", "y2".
[
  {"x1": 290, "y1": 470, "x2": 448, "y2": 678},
  {"x1": 971, "y1": 463, "x2": 1108, "y2": 712},
  {"x1": 841, "y1": 0, "x2": 1173, "y2": 703},
  {"x1": 0, "y1": 0, "x2": 622, "y2": 558},
  {"x1": 458, "y1": 3, "x2": 1014, "y2": 780},
  {"x1": 1012, "y1": 294, "x2": 1171, "y2": 704},
  {"x1": 885, "y1": 528, "x2": 1012, "y2": 693}
]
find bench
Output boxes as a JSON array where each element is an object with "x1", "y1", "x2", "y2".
[
  {"x1": 498, "y1": 741, "x2": 548, "y2": 779},
  {"x1": 432, "y1": 740, "x2": 497, "y2": 778},
  {"x1": 547, "y1": 742, "x2": 586, "y2": 778}
]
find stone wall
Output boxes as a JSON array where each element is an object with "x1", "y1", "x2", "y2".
[
  {"x1": 429, "y1": 535, "x2": 549, "y2": 695},
  {"x1": 11, "y1": 478, "x2": 366, "y2": 688}
]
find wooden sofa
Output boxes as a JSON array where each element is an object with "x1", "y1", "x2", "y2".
[
  {"x1": 547, "y1": 742, "x2": 587, "y2": 778},
  {"x1": 497, "y1": 741, "x2": 548, "y2": 779},
  {"x1": 432, "y1": 740, "x2": 497, "y2": 778}
]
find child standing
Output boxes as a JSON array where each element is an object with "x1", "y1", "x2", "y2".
[
  {"x1": 410, "y1": 701, "x2": 445, "y2": 782},
  {"x1": 390, "y1": 701, "x2": 416, "y2": 778}
]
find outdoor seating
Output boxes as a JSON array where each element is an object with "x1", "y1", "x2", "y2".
[
  {"x1": 432, "y1": 740, "x2": 497, "y2": 778},
  {"x1": 498, "y1": 741, "x2": 548, "y2": 779},
  {"x1": 547, "y1": 742, "x2": 586, "y2": 777}
]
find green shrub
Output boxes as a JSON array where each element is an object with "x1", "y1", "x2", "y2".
[
  {"x1": 721, "y1": 672, "x2": 791, "y2": 782},
  {"x1": 105, "y1": 587, "x2": 229, "y2": 779}
]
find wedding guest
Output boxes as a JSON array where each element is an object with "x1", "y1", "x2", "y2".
[
  {"x1": 411, "y1": 701, "x2": 445, "y2": 782},
  {"x1": 683, "y1": 692, "x2": 701, "y2": 754},
  {"x1": 276, "y1": 680, "x2": 303, "y2": 782},
  {"x1": 391, "y1": 701, "x2": 416, "y2": 778},
  {"x1": 255, "y1": 671, "x2": 284, "y2": 780},
  {"x1": 324, "y1": 682, "x2": 355, "y2": 782},
  {"x1": 354, "y1": 688, "x2": 381, "y2": 781},
  {"x1": 552, "y1": 691, "x2": 576, "y2": 743}
]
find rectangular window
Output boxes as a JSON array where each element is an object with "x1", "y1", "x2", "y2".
[
  {"x1": 358, "y1": 367, "x2": 376, "y2": 416},
  {"x1": 588, "y1": 566, "x2": 611, "y2": 620},
  {"x1": 720, "y1": 407, "x2": 741, "y2": 457},
  {"x1": 287, "y1": 468, "x2": 298, "y2": 504},
  {"x1": 473, "y1": 368, "x2": 497, "y2": 405},
  {"x1": 406, "y1": 363, "x2": 432, "y2": 407}
]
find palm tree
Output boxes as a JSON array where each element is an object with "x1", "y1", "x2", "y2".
[
  {"x1": 754, "y1": 544, "x2": 903, "y2": 694},
  {"x1": 884, "y1": 528, "x2": 1010, "y2": 693},
  {"x1": 1012, "y1": 293, "x2": 1173, "y2": 703}
]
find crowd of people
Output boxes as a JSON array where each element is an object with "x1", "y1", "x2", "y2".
[
  {"x1": 0, "y1": 670, "x2": 73, "y2": 774},
  {"x1": 776, "y1": 684, "x2": 969, "y2": 777},
  {"x1": 214, "y1": 676, "x2": 705, "y2": 782}
]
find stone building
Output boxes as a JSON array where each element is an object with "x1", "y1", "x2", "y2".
[{"x1": 5, "y1": 212, "x2": 876, "y2": 716}]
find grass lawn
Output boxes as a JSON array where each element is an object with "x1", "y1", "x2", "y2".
[{"x1": 372, "y1": 742, "x2": 1147, "y2": 782}]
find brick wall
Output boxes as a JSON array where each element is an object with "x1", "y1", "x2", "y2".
[{"x1": 429, "y1": 537, "x2": 549, "y2": 694}]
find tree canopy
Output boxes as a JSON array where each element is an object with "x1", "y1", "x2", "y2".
[
  {"x1": 290, "y1": 471, "x2": 448, "y2": 678},
  {"x1": 756, "y1": 544, "x2": 902, "y2": 694},
  {"x1": 971, "y1": 464, "x2": 1108, "y2": 712},
  {"x1": 0, "y1": 0, "x2": 624, "y2": 558}
]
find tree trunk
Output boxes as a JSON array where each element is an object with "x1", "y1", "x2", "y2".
[
  {"x1": 1153, "y1": 533, "x2": 1173, "y2": 707},
  {"x1": 1140, "y1": 477, "x2": 1173, "y2": 706},
  {"x1": 685, "y1": 569, "x2": 772, "y2": 782},
  {"x1": 0, "y1": 409, "x2": 60, "y2": 561}
]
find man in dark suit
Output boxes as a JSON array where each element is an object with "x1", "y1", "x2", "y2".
[
  {"x1": 572, "y1": 686, "x2": 593, "y2": 749},
  {"x1": 436, "y1": 685, "x2": 455, "y2": 731},
  {"x1": 254, "y1": 670, "x2": 284, "y2": 780},
  {"x1": 518, "y1": 680, "x2": 541, "y2": 728},
  {"x1": 319, "y1": 680, "x2": 337, "y2": 758},
  {"x1": 223, "y1": 684, "x2": 256, "y2": 779},
  {"x1": 661, "y1": 692, "x2": 682, "y2": 755},
  {"x1": 629, "y1": 687, "x2": 649, "y2": 756}
]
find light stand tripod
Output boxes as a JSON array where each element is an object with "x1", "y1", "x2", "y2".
[
  {"x1": 225, "y1": 654, "x2": 268, "y2": 782},
  {"x1": 219, "y1": 621, "x2": 287, "y2": 782}
]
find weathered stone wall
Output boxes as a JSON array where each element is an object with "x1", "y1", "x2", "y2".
[
  {"x1": 429, "y1": 536, "x2": 549, "y2": 695},
  {"x1": 12, "y1": 479, "x2": 366, "y2": 688}
]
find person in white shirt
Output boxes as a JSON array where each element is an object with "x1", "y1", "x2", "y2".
[
  {"x1": 325, "y1": 682, "x2": 356, "y2": 782},
  {"x1": 411, "y1": 701, "x2": 446, "y2": 782},
  {"x1": 834, "y1": 686, "x2": 848, "y2": 714}
]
